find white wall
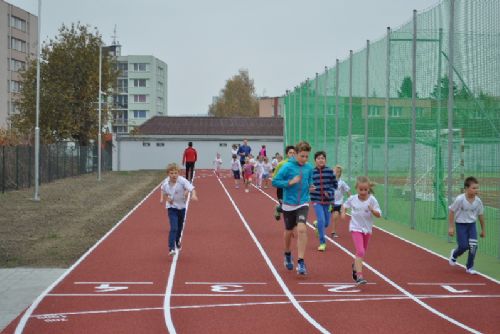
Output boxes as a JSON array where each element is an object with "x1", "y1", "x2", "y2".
[{"x1": 113, "y1": 135, "x2": 284, "y2": 171}]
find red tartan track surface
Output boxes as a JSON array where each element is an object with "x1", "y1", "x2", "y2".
[{"x1": 2, "y1": 169, "x2": 500, "y2": 334}]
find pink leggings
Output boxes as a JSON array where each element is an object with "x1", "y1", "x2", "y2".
[{"x1": 351, "y1": 231, "x2": 371, "y2": 258}]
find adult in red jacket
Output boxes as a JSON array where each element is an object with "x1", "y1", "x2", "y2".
[{"x1": 182, "y1": 142, "x2": 197, "y2": 181}]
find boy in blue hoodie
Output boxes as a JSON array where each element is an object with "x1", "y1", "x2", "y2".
[{"x1": 272, "y1": 141, "x2": 315, "y2": 275}]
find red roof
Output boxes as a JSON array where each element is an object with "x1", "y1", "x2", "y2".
[{"x1": 137, "y1": 116, "x2": 283, "y2": 136}]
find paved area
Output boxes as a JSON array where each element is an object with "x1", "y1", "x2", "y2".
[{"x1": 0, "y1": 268, "x2": 66, "y2": 331}]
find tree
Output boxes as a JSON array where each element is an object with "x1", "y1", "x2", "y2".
[
  {"x1": 397, "y1": 76, "x2": 418, "y2": 98},
  {"x1": 12, "y1": 23, "x2": 118, "y2": 145},
  {"x1": 208, "y1": 70, "x2": 259, "y2": 117}
]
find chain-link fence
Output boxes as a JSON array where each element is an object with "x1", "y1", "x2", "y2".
[
  {"x1": 281, "y1": 0, "x2": 500, "y2": 259},
  {"x1": 0, "y1": 142, "x2": 112, "y2": 193}
]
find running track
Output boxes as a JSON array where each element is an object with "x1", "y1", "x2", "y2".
[{"x1": 2, "y1": 170, "x2": 500, "y2": 333}]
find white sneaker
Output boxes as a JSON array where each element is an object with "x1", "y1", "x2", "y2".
[
  {"x1": 245, "y1": 189, "x2": 249, "y2": 193},
  {"x1": 169, "y1": 249, "x2": 176, "y2": 256},
  {"x1": 466, "y1": 268, "x2": 477, "y2": 275},
  {"x1": 449, "y1": 249, "x2": 456, "y2": 266}
]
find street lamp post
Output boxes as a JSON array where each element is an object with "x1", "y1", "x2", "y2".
[{"x1": 33, "y1": 0, "x2": 42, "y2": 201}]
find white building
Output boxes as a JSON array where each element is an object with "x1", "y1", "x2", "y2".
[
  {"x1": 0, "y1": 0, "x2": 38, "y2": 128},
  {"x1": 112, "y1": 54, "x2": 168, "y2": 134}
]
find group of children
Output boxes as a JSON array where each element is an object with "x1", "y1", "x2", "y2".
[{"x1": 159, "y1": 141, "x2": 486, "y2": 285}]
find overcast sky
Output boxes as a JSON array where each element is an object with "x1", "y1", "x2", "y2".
[{"x1": 9, "y1": 0, "x2": 439, "y2": 116}]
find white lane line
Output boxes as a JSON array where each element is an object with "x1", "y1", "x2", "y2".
[
  {"x1": 373, "y1": 225, "x2": 500, "y2": 285},
  {"x1": 163, "y1": 170, "x2": 196, "y2": 334},
  {"x1": 31, "y1": 294, "x2": 500, "y2": 320},
  {"x1": 185, "y1": 282, "x2": 267, "y2": 285},
  {"x1": 48, "y1": 293, "x2": 407, "y2": 297},
  {"x1": 217, "y1": 176, "x2": 330, "y2": 334},
  {"x1": 253, "y1": 184, "x2": 483, "y2": 334},
  {"x1": 74, "y1": 282, "x2": 154, "y2": 285},
  {"x1": 408, "y1": 283, "x2": 486, "y2": 286},
  {"x1": 14, "y1": 181, "x2": 162, "y2": 334}
]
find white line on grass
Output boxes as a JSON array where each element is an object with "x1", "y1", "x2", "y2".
[
  {"x1": 217, "y1": 176, "x2": 331, "y2": 334},
  {"x1": 253, "y1": 185, "x2": 483, "y2": 334},
  {"x1": 14, "y1": 182, "x2": 163, "y2": 334},
  {"x1": 163, "y1": 170, "x2": 196, "y2": 334}
]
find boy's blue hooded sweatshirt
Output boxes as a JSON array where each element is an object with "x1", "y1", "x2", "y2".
[{"x1": 272, "y1": 157, "x2": 314, "y2": 206}]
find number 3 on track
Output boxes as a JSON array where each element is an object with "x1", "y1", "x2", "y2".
[
  {"x1": 211, "y1": 284, "x2": 244, "y2": 293},
  {"x1": 324, "y1": 284, "x2": 360, "y2": 293}
]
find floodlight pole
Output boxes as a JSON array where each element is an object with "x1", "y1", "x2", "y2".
[
  {"x1": 98, "y1": 45, "x2": 102, "y2": 181},
  {"x1": 33, "y1": 0, "x2": 41, "y2": 201}
]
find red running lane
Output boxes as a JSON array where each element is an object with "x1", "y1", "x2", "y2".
[
  {"x1": 220, "y1": 175, "x2": 500, "y2": 334},
  {"x1": 2, "y1": 184, "x2": 173, "y2": 334}
]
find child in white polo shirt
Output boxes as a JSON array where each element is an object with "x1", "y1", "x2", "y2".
[{"x1": 448, "y1": 176, "x2": 485, "y2": 274}]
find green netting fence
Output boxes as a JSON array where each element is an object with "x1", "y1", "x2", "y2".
[{"x1": 281, "y1": 0, "x2": 500, "y2": 259}]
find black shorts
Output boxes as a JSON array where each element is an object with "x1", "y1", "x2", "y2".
[
  {"x1": 232, "y1": 170, "x2": 241, "y2": 179},
  {"x1": 283, "y1": 206, "x2": 309, "y2": 231}
]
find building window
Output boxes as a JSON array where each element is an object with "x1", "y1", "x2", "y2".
[
  {"x1": 133, "y1": 79, "x2": 147, "y2": 87},
  {"x1": 133, "y1": 63, "x2": 148, "y2": 72},
  {"x1": 390, "y1": 106, "x2": 402, "y2": 118},
  {"x1": 156, "y1": 142, "x2": 165, "y2": 147},
  {"x1": 156, "y1": 97, "x2": 163, "y2": 110},
  {"x1": 9, "y1": 58, "x2": 26, "y2": 72},
  {"x1": 114, "y1": 95, "x2": 128, "y2": 108},
  {"x1": 9, "y1": 102, "x2": 20, "y2": 115},
  {"x1": 117, "y1": 79, "x2": 128, "y2": 93},
  {"x1": 368, "y1": 105, "x2": 381, "y2": 117},
  {"x1": 142, "y1": 142, "x2": 151, "y2": 147},
  {"x1": 133, "y1": 110, "x2": 147, "y2": 118},
  {"x1": 9, "y1": 16, "x2": 27, "y2": 32},
  {"x1": 133, "y1": 95, "x2": 147, "y2": 103},
  {"x1": 10, "y1": 37, "x2": 27, "y2": 53},
  {"x1": 415, "y1": 107, "x2": 424, "y2": 118},
  {"x1": 157, "y1": 81, "x2": 164, "y2": 94},
  {"x1": 9, "y1": 80, "x2": 23, "y2": 93},
  {"x1": 117, "y1": 62, "x2": 128, "y2": 76}
]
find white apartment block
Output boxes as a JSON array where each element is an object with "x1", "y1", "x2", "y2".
[
  {"x1": 112, "y1": 55, "x2": 168, "y2": 133},
  {"x1": 0, "y1": 0, "x2": 38, "y2": 128}
]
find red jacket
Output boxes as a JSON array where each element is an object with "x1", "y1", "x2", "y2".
[{"x1": 183, "y1": 147, "x2": 197, "y2": 164}]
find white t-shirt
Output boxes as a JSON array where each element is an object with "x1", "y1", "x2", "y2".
[
  {"x1": 161, "y1": 176, "x2": 194, "y2": 209},
  {"x1": 255, "y1": 161, "x2": 264, "y2": 175},
  {"x1": 334, "y1": 179, "x2": 350, "y2": 205},
  {"x1": 231, "y1": 159, "x2": 241, "y2": 171},
  {"x1": 263, "y1": 162, "x2": 273, "y2": 175},
  {"x1": 344, "y1": 194, "x2": 381, "y2": 234},
  {"x1": 449, "y1": 194, "x2": 484, "y2": 224}
]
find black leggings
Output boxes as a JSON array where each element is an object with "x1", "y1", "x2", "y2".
[{"x1": 185, "y1": 162, "x2": 195, "y2": 181}]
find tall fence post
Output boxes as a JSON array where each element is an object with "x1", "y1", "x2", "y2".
[
  {"x1": 299, "y1": 83, "x2": 303, "y2": 141},
  {"x1": 323, "y1": 66, "x2": 328, "y2": 150},
  {"x1": 314, "y1": 72, "x2": 319, "y2": 148},
  {"x1": 447, "y1": 0, "x2": 456, "y2": 242},
  {"x1": 335, "y1": 59, "x2": 340, "y2": 164},
  {"x1": 306, "y1": 78, "x2": 310, "y2": 141},
  {"x1": 16, "y1": 146, "x2": 19, "y2": 190},
  {"x1": 348, "y1": 50, "x2": 353, "y2": 183},
  {"x1": 364, "y1": 39, "x2": 370, "y2": 176},
  {"x1": 384, "y1": 27, "x2": 391, "y2": 218},
  {"x1": 1, "y1": 146, "x2": 5, "y2": 193},
  {"x1": 410, "y1": 9, "x2": 417, "y2": 230}
]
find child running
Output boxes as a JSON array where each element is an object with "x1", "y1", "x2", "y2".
[
  {"x1": 213, "y1": 152, "x2": 223, "y2": 177},
  {"x1": 272, "y1": 145, "x2": 296, "y2": 221},
  {"x1": 448, "y1": 176, "x2": 485, "y2": 274},
  {"x1": 262, "y1": 156, "x2": 273, "y2": 189},
  {"x1": 230, "y1": 154, "x2": 242, "y2": 188},
  {"x1": 160, "y1": 163, "x2": 198, "y2": 256},
  {"x1": 272, "y1": 141, "x2": 314, "y2": 275},
  {"x1": 311, "y1": 151, "x2": 337, "y2": 251},
  {"x1": 341, "y1": 176, "x2": 381, "y2": 285},
  {"x1": 255, "y1": 155, "x2": 265, "y2": 188},
  {"x1": 243, "y1": 157, "x2": 254, "y2": 193},
  {"x1": 330, "y1": 165, "x2": 351, "y2": 238}
]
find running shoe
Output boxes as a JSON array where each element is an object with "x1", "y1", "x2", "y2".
[
  {"x1": 274, "y1": 205, "x2": 281, "y2": 221},
  {"x1": 331, "y1": 232, "x2": 339, "y2": 238},
  {"x1": 297, "y1": 261, "x2": 307, "y2": 275},
  {"x1": 449, "y1": 249, "x2": 457, "y2": 266},
  {"x1": 313, "y1": 220, "x2": 319, "y2": 237},
  {"x1": 169, "y1": 249, "x2": 176, "y2": 256},
  {"x1": 284, "y1": 253, "x2": 293, "y2": 270},
  {"x1": 176, "y1": 242, "x2": 182, "y2": 250},
  {"x1": 466, "y1": 268, "x2": 477, "y2": 275},
  {"x1": 352, "y1": 263, "x2": 357, "y2": 281},
  {"x1": 356, "y1": 277, "x2": 367, "y2": 285},
  {"x1": 317, "y1": 243, "x2": 326, "y2": 252}
]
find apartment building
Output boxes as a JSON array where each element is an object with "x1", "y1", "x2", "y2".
[
  {"x1": 0, "y1": 0, "x2": 38, "y2": 128},
  {"x1": 112, "y1": 54, "x2": 168, "y2": 133}
]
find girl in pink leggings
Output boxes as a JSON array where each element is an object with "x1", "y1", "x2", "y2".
[{"x1": 341, "y1": 176, "x2": 381, "y2": 285}]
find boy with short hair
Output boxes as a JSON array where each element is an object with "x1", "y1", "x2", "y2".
[
  {"x1": 448, "y1": 176, "x2": 486, "y2": 274},
  {"x1": 272, "y1": 141, "x2": 315, "y2": 275}
]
